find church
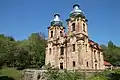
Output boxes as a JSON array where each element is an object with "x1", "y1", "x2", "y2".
[{"x1": 45, "y1": 4, "x2": 105, "y2": 70}]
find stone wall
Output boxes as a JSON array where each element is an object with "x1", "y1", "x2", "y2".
[
  {"x1": 22, "y1": 69, "x2": 47, "y2": 80},
  {"x1": 22, "y1": 69, "x2": 105, "y2": 80}
]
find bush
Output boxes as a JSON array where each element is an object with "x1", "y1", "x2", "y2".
[{"x1": 45, "y1": 65, "x2": 86, "y2": 80}]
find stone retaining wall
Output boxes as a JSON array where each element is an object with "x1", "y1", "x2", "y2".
[{"x1": 22, "y1": 69, "x2": 104, "y2": 80}]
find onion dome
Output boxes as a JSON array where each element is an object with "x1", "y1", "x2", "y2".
[
  {"x1": 70, "y1": 4, "x2": 85, "y2": 18},
  {"x1": 51, "y1": 14, "x2": 63, "y2": 26}
]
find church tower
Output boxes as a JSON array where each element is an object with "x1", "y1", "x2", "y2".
[
  {"x1": 45, "y1": 14, "x2": 66, "y2": 68},
  {"x1": 65, "y1": 4, "x2": 90, "y2": 70},
  {"x1": 48, "y1": 14, "x2": 65, "y2": 39},
  {"x1": 67, "y1": 4, "x2": 88, "y2": 37}
]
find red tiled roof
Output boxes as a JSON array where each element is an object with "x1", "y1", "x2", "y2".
[
  {"x1": 88, "y1": 39, "x2": 102, "y2": 50},
  {"x1": 104, "y1": 61, "x2": 112, "y2": 66},
  {"x1": 89, "y1": 41, "x2": 94, "y2": 45}
]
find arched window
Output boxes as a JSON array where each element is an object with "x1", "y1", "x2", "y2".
[
  {"x1": 98, "y1": 51, "x2": 100, "y2": 61},
  {"x1": 60, "y1": 31, "x2": 63, "y2": 37},
  {"x1": 94, "y1": 50, "x2": 96, "y2": 59},
  {"x1": 86, "y1": 62, "x2": 89, "y2": 67},
  {"x1": 51, "y1": 31, "x2": 53, "y2": 38},
  {"x1": 85, "y1": 44, "x2": 87, "y2": 52},
  {"x1": 83, "y1": 23, "x2": 85, "y2": 32},
  {"x1": 72, "y1": 44, "x2": 75, "y2": 52},
  {"x1": 95, "y1": 64, "x2": 97, "y2": 70},
  {"x1": 49, "y1": 48, "x2": 51, "y2": 55},
  {"x1": 37, "y1": 74, "x2": 41, "y2": 80},
  {"x1": 73, "y1": 61, "x2": 76, "y2": 67},
  {"x1": 72, "y1": 23, "x2": 75, "y2": 31},
  {"x1": 60, "y1": 63, "x2": 63, "y2": 69},
  {"x1": 60, "y1": 47, "x2": 64, "y2": 55}
]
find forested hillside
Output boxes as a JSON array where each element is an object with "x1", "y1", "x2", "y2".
[
  {"x1": 101, "y1": 41, "x2": 120, "y2": 66},
  {"x1": 0, "y1": 33, "x2": 46, "y2": 69}
]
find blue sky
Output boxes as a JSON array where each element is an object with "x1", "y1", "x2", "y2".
[{"x1": 0, "y1": 0, "x2": 120, "y2": 45}]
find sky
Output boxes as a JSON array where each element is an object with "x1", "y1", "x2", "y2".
[{"x1": 0, "y1": 0, "x2": 120, "y2": 45}]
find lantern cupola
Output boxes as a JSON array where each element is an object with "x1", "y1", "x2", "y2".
[
  {"x1": 51, "y1": 14, "x2": 63, "y2": 26},
  {"x1": 70, "y1": 4, "x2": 85, "y2": 18}
]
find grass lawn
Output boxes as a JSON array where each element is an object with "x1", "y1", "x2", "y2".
[{"x1": 0, "y1": 67, "x2": 22, "y2": 80}]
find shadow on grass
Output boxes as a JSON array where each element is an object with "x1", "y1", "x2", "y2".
[
  {"x1": 0, "y1": 76, "x2": 14, "y2": 80},
  {"x1": 107, "y1": 73, "x2": 120, "y2": 80}
]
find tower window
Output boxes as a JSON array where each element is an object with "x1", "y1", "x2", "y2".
[
  {"x1": 86, "y1": 62, "x2": 89, "y2": 67},
  {"x1": 60, "y1": 31, "x2": 63, "y2": 37},
  {"x1": 83, "y1": 23, "x2": 85, "y2": 32},
  {"x1": 73, "y1": 61, "x2": 76, "y2": 67},
  {"x1": 60, "y1": 63, "x2": 63, "y2": 69},
  {"x1": 72, "y1": 44, "x2": 75, "y2": 52},
  {"x1": 49, "y1": 48, "x2": 51, "y2": 55},
  {"x1": 60, "y1": 47, "x2": 64, "y2": 55},
  {"x1": 51, "y1": 31, "x2": 53, "y2": 38},
  {"x1": 72, "y1": 23, "x2": 75, "y2": 31}
]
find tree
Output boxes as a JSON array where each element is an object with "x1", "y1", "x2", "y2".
[
  {"x1": 100, "y1": 41, "x2": 120, "y2": 66},
  {"x1": 0, "y1": 32, "x2": 46, "y2": 69},
  {"x1": 0, "y1": 34, "x2": 16, "y2": 67},
  {"x1": 28, "y1": 32, "x2": 46, "y2": 68}
]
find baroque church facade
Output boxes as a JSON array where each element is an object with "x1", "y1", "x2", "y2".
[{"x1": 45, "y1": 4, "x2": 105, "y2": 70}]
